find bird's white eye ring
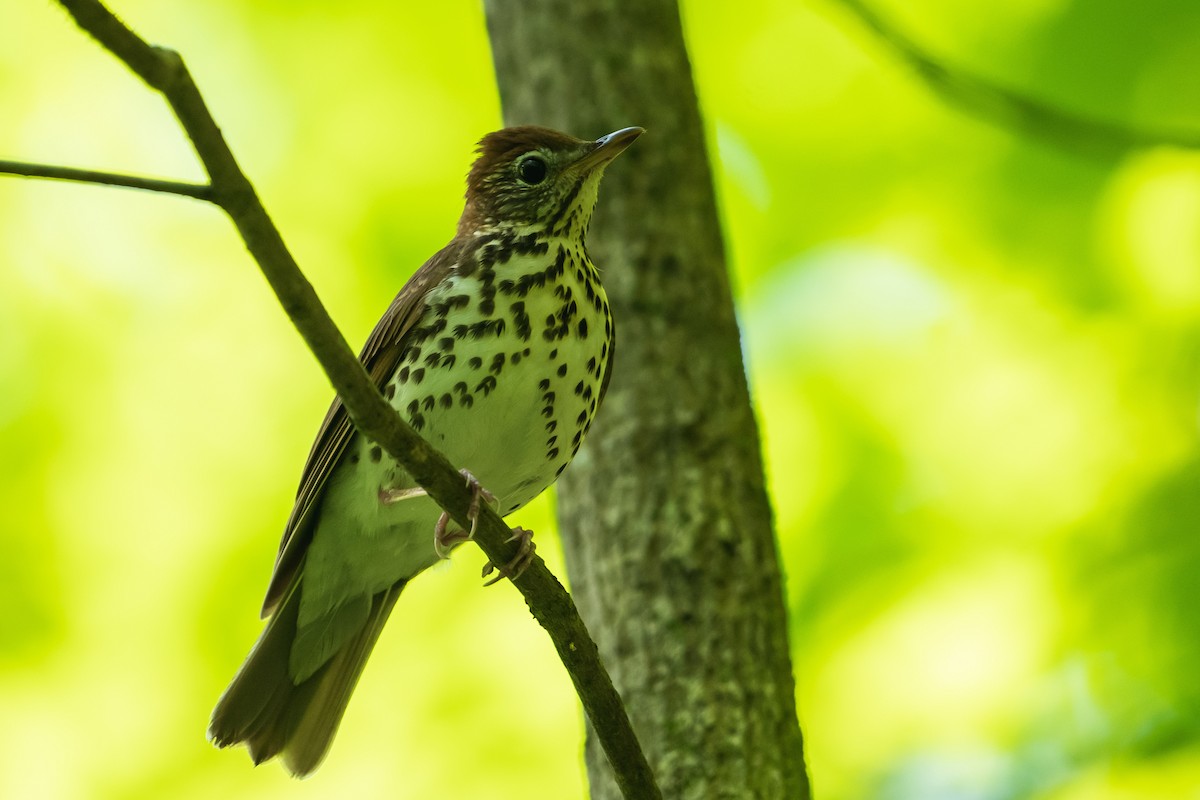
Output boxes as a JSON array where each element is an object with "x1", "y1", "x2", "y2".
[{"x1": 517, "y1": 155, "x2": 548, "y2": 185}]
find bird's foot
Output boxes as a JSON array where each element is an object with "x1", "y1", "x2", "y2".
[
  {"x1": 378, "y1": 486, "x2": 427, "y2": 505},
  {"x1": 433, "y1": 469, "x2": 497, "y2": 559},
  {"x1": 480, "y1": 527, "x2": 536, "y2": 587}
]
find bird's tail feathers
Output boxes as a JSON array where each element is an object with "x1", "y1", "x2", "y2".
[{"x1": 208, "y1": 579, "x2": 405, "y2": 777}]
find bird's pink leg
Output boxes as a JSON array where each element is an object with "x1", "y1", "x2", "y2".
[
  {"x1": 378, "y1": 486, "x2": 426, "y2": 504},
  {"x1": 433, "y1": 469, "x2": 497, "y2": 559}
]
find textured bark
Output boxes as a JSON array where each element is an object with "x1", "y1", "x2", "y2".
[{"x1": 484, "y1": 3, "x2": 811, "y2": 798}]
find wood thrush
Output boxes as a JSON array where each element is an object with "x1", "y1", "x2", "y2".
[{"x1": 208, "y1": 125, "x2": 643, "y2": 776}]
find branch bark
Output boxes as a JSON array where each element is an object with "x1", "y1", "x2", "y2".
[
  {"x1": 485, "y1": 2, "x2": 810, "y2": 798},
  {"x1": 1, "y1": 1, "x2": 662, "y2": 797}
]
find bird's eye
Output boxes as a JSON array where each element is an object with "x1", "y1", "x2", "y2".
[{"x1": 517, "y1": 155, "x2": 548, "y2": 185}]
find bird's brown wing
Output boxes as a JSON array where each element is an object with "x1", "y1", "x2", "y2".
[{"x1": 260, "y1": 239, "x2": 465, "y2": 617}]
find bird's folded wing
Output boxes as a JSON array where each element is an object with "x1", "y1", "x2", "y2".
[{"x1": 260, "y1": 239, "x2": 466, "y2": 616}]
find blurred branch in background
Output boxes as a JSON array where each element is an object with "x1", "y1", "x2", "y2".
[
  {"x1": 0, "y1": 0, "x2": 660, "y2": 797},
  {"x1": 833, "y1": 0, "x2": 1200, "y2": 157}
]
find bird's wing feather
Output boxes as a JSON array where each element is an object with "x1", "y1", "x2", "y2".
[
  {"x1": 260, "y1": 239, "x2": 466, "y2": 616},
  {"x1": 598, "y1": 311, "x2": 615, "y2": 408}
]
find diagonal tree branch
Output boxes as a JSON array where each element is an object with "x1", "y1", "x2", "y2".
[
  {"x1": 0, "y1": 1, "x2": 661, "y2": 797},
  {"x1": 833, "y1": 0, "x2": 1200, "y2": 157}
]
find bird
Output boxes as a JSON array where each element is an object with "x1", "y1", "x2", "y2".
[{"x1": 208, "y1": 124, "x2": 643, "y2": 777}]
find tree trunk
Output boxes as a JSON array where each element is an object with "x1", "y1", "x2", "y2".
[{"x1": 483, "y1": 2, "x2": 810, "y2": 798}]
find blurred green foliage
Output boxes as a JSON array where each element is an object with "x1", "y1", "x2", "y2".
[{"x1": 3, "y1": 1, "x2": 1199, "y2": 798}]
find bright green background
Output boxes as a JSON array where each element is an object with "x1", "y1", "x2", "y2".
[{"x1": 4, "y1": 1, "x2": 1200, "y2": 798}]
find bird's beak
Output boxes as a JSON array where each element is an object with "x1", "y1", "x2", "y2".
[{"x1": 573, "y1": 126, "x2": 645, "y2": 173}]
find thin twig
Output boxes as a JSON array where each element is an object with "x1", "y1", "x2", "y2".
[
  {"x1": 833, "y1": 0, "x2": 1200, "y2": 157},
  {"x1": 22, "y1": 1, "x2": 661, "y2": 797},
  {"x1": 0, "y1": 159, "x2": 212, "y2": 200}
]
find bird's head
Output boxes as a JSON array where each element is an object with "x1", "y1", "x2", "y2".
[{"x1": 458, "y1": 125, "x2": 643, "y2": 239}]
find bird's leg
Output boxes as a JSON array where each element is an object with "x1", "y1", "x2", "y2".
[
  {"x1": 378, "y1": 486, "x2": 427, "y2": 504},
  {"x1": 433, "y1": 469, "x2": 497, "y2": 559},
  {"x1": 480, "y1": 527, "x2": 536, "y2": 587}
]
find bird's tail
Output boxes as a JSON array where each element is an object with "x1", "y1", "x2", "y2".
[{"x1": 208, "y1": 580, "x2": 405, "y2": 777}]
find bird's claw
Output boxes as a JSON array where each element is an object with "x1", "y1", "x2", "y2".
[
  {"x1": 433, "y1": 469, "x2": 497, "y2": 560},
  {"x1": 463, "y1": 468, "x2": 497, "y2": 539},
  {"x1": 433, "y1": 516, "x2": 469, "y2": 559},
  {"x1": 480, "y1": 526, "x2": 536, "y2": 587}
]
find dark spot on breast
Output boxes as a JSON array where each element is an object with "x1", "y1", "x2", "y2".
[
  {"x1": 412, "y1": 368, "x2": 425, "y2": 384},
  {"x1": 407, "y1": 400, "x2": 419, "y2": 415},
  {"x1": 456, "y1": 319, "x2": 507, "y2": 340},
  {"x1": 582, "y1": 386, "x2": 593, "y2": 402},
  {"x1": 454, "y1": 381, "x2": 468, "y2": 395},
  {"x1": 369, "y1": 446, "x2": 382, "y2": 463},
  {"x1": 511, "y1": 351, "x2": 522, "y2": 365},
  {"x1": 547, "y1": 435, "x2": 558, "y2": 447},
  {"x1": 546, "y1": 420, "x2": 557, "y2": 433},
  {"x1": 538, "y1": 378, "x2": 550, "y2": 391},
  {"x1": 547, "y1": 447, "x2": 559, "y2": 460},
  {"x1": 480, "y1": 297, "x2": 495, "y2": 316},
  {"x1": 576, "y1": 411, "x2": 587, "y2": 426},
  {"x1": 440, "y1": 393, "x2": 453, "y2": 409},
  {"x1": 469, "y1": 356, "x2": 483, "y2": 370},
  {"x1": 424, "y1": 351, "x2": 441, "y2": 367},
  {"x1": 398, "y1": 366, "x2": 410, "y2": 383},
  {"x1": 440, "y1": 354, "x2": 456, "y2": 369},
  {"x1": 422, "y1": 395, "x2": 435, "y2": 412},
  {"x1": 349, "y1": 452, "x2": 360, "y2": 465},
  {"x1": 460, "y1": 394, "x2": 474, "y2": 408},
  {"x1": 476, "y1": 376, "x2": 498, "y2": 396},
  {"x1": 574, "y1": 380, "x2": 585, "y2": 396},
  {"x1": 550, "y1": 348, "x2": 558, "y2": 360},
  {"x1": 384, "y1": 383, "x2": 396, "y2": 400},
  {"x1": 439, "y1": 337, "x2": 455, "y2": 351},
  {"x1": 557, "y1": 364, "x2": 568, "y2": 377},
  {"x1": 541, "y1": 406, "x2": 554, "y2": 418},
  {"x1": 587, "y1": 357, "x2": 596, "y2": 374},
  {"x1": 511, "y1": 302, "x2": 531, "y2": 341},
  {"x1": 490, "y1": 353, "x2": 506, "y2": 375},
  {"x1": 555, "y1": 463, "x2": 567, "y2": 476},
  {"x1": 577, "y1": 319, "x2": 588, "y2": 338}
]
